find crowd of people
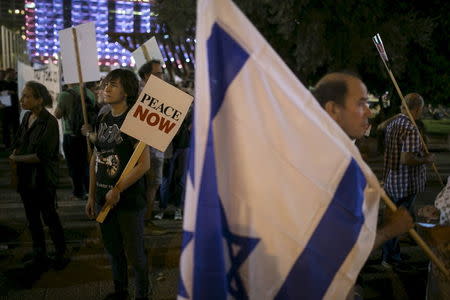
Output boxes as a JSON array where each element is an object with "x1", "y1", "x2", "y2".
[
  {"x1": 3, "y1": 62, "x2": 193, "y2": 300},
  {"x1": 1, "y1": 64, "x2": 448, "y2": 299}
]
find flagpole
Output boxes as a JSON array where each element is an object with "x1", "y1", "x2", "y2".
[
  {"x1": 72, "y1": 27, "x2": 93, "y2": 160},
  {"x1": 373, "y1": 34, "x2": 444, "y2": 187},
  {"x1": 96, "y1": 141, "x2": 147, "y2": 223},
  {"x1": 380, "y1": 189, "x2": 449, "y2": 277}
]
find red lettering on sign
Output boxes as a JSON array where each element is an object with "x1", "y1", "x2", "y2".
[
  {"x1": 147, "y1": 113, "x2": 160, "y2": 126},
  {"x1": 158, "y1": 117, "x2": 176, "y2": 133},
  {"x1": 132, "y1": 104, "x2": 177, "y2": 134},
  {"x1": 133, "y1": 104, "x2": 149, "y2": 121}
]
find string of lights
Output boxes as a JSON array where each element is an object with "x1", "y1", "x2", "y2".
[{"x1": 24, "y1": 0, "x2": 195, "y2": 73}]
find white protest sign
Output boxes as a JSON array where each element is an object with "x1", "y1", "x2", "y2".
[
  {"x1": 17, "y1": 61, "x2": 61, "y2": 106},
  {"x1": 0, "y1": 94, "x2": 12, "y2": 106},
  {"x1": 17, "y1": 61, "x2": 34, "y2": 98},
  {"x1": 132, "y1": 37, "x2": 165, "y2": 69},
  {"x1": 120, "y1": 75, "x2": 193, "y2": 152},
  {"x1": 58, "y1": 22, "x2": 100, "y2": 84},
  {"x1": 33, "y1": 61, "x2": 61, "y2": 103}
]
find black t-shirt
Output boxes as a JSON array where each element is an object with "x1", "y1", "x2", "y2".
[{"x1": 94, "y1": 111, "x2": 145, "y2": 210}]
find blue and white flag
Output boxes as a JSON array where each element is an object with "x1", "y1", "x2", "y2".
[{"x1": 179, "y1": 0, "x2": 381, "y2": 299}]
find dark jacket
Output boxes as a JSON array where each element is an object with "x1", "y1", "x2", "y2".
[{"x1": 13, "y1": 109, "x2": 59, "y2": 192}]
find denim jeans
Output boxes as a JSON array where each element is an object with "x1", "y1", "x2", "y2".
[
  {"x1": 382, "y1": 193, "x2": 417, "y2": 262},
  {"x1": 159, "y1": 148, "x2": 189, "y2": 209},
  {"x1": 63, "y1": 134, "x2": 89, "y2": 198},
  {"x1": 98, "y1": 206, "x2": 149, "y2": 298},
  {"x1": 20, "y1": 187, "x2": 66, "y2": 257}
]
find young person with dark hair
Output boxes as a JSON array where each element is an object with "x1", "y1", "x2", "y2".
[
  {"x1": 10, "y1": 81, "x2": 68, "y2": 271},
  {"x1": 85, "y1": 69, "x2": 151, "y2": 300}
]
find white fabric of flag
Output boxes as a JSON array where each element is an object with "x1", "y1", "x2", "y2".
[{"x1": 178, "y1": 0, "x2": 381, "y2": 299}]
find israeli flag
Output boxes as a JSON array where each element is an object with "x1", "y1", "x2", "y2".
[{"x1": 179, "y1": 0, "x2": 381, "y2": 299}]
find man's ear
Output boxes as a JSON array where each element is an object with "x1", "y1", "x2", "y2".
[{"x1": 324, "y1": 101, "x2": 341, "y2": 122}]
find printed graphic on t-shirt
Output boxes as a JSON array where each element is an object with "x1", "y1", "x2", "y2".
[
  {"x1": 96, "y1": 122, "x2": 124, "y2": 178},
  {"x1": 97, "y1": 123, "x2": 123, "y2": 146},
  {"x1": 96, "y1": 152, "x2": 120, "y2": 177}
]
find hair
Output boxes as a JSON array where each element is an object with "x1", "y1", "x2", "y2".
[
  {"x1": 312, "y1": 80, "x2": 347, "y2": 108},
  {"x1": 103, "y1": 69, "x2": 139, "y2": 105},
  {"x1": 404, "y1": 93, "x2": 424, "y2": 110},
  {"x1": 138, "y1": 59, "x2": 162, "y2": 80},
  {"x1": 25, "y1": 81, "x2": 53, "y2": 108},
  {"x1": 312, "y1": 71, "x2": 361, "y2": 108}
]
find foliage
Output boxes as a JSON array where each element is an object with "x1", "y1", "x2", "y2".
[
  {"x1": 154, "y1": 0, "x2": 449, "y2": 104},
  {"x1": 423, "y1": 119, "x2": 450, "y2": 136}
]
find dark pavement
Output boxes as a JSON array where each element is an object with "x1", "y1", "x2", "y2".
[{"x1": 0, "y1": 134, "x2": 449, "y2": 300}]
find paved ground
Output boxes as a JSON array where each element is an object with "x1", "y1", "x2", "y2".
[{"x1": 0, "y1": 135, "x2": 449, "y2": 300}]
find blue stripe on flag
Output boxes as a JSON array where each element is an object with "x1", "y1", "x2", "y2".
[
  {"x1": 179, "y1": 231, "x2": 194, "y2": 298},
  {"x1": 275, "y1": 158, "x2": 367, "y2": 300},
  {"x1": 208, "y1": 23, "x2": 249, "y2": 119},
  {"x1": 193, "y1": 23, "x2": 249, "y2": 299}
]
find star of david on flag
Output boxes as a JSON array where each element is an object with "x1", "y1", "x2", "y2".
[{"x1": 178, "y1": 0, "x2": 381, "y2": 299}]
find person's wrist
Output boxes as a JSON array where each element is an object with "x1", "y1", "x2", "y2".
[{"x1": 113, "y1": 185, "x2": 122, "y2": 194}]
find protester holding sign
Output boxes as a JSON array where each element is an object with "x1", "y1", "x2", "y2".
[
  {"x1": 55, "y1": 84, "x2": 96, "y2": 201},
  {"x1": 9, "y1": 81, "x2": 68, "y2": 271},
  {"x1": 84, "y1": 69, "x2": 150, "y2": 300}
]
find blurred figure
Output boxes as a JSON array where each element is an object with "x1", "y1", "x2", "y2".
[
  {"x1": 10, "y1": 81, "x2": 68, "y2": 271},
  {"x1": 382, "y1": 93, "x2": 435, "y2": 268},
  {"x1": 55, "y1": 83, "x2": 96, "y2": 200},
  {"x1": 138, "y1": 60, "x2": 167, "y2": 235},
  {"x1": 0, "y1": 68, "x2": 20, "y2": 149}
]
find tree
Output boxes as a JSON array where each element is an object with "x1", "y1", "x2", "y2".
[{"x1": 154, "y1": 0, "x2": 448, "y2": 104}]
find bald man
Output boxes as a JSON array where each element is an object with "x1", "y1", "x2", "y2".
[
  {"x1": 382, "y1": 93, "x2": 435, "y2": 267},
  {"x1": 312, "y1": 72, "x2": 413, "y2": 252}
]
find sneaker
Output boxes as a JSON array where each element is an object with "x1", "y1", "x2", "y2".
[
  {"x1": 174, "y1": 209, "x2": 183, "y2": 220},
  {"x1": 154, "y1": 212, "x2": 164, "y2": 220},
  {"x1": 103, "y1": 290, "x2": 129, "y2": 300},
  {"x1": 144, "y1": 221, "x2": 168, "y2": 235}
]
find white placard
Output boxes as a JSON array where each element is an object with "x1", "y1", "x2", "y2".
[
  {"x1": 17, "y1": 61, "x2": 34, "y2": 99},
  {"x1": 120, "y1": 75, "x2": 193, "y2": 152},
  {"x1": 132, "y1": 37, "x2": 165, "y2": 69},
  {"x1": 58, "y1": 22, "x2": 101, "y2": 84},
  {"x1": 0, "y1": 95, "x2": 11, "y2": 106},
  {"x1": 17, "y1": 61, "x2": 61, "y2": 106}
]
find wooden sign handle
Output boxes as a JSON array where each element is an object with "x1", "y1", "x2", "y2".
[
  {"x1": 380, "y1": 189, "x2": 449, "y2": 277},
  {"x1": 142, "y1": 44, "x2": 151, "y2": 62},
  {"x1": 96, "y1": 141, "x2": 147, "y2": 223},
  {"x1": 72, "y1": 27, "x2": 92, "y2": 159}
]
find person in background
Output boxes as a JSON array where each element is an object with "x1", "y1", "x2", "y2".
[
  {"x1": 55, "y1": 83, "x2": 96, "y2": 201},
  {"x1": 137, "y1": 60, "x2": 168, "y2": 235},
  {"x1": 382, "y1": 93, "x2": 435, "y2": 268},
  {"x1": 10, "y1": 81, "x2": 68, "y2": 271},
  {"x1": 0, "y1": 68, "x2": 20, "y2": 149}
]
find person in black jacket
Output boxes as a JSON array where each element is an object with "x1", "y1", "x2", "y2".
[{"x1": 10, "y1": 81, "x2": 68, "y2": 271}]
